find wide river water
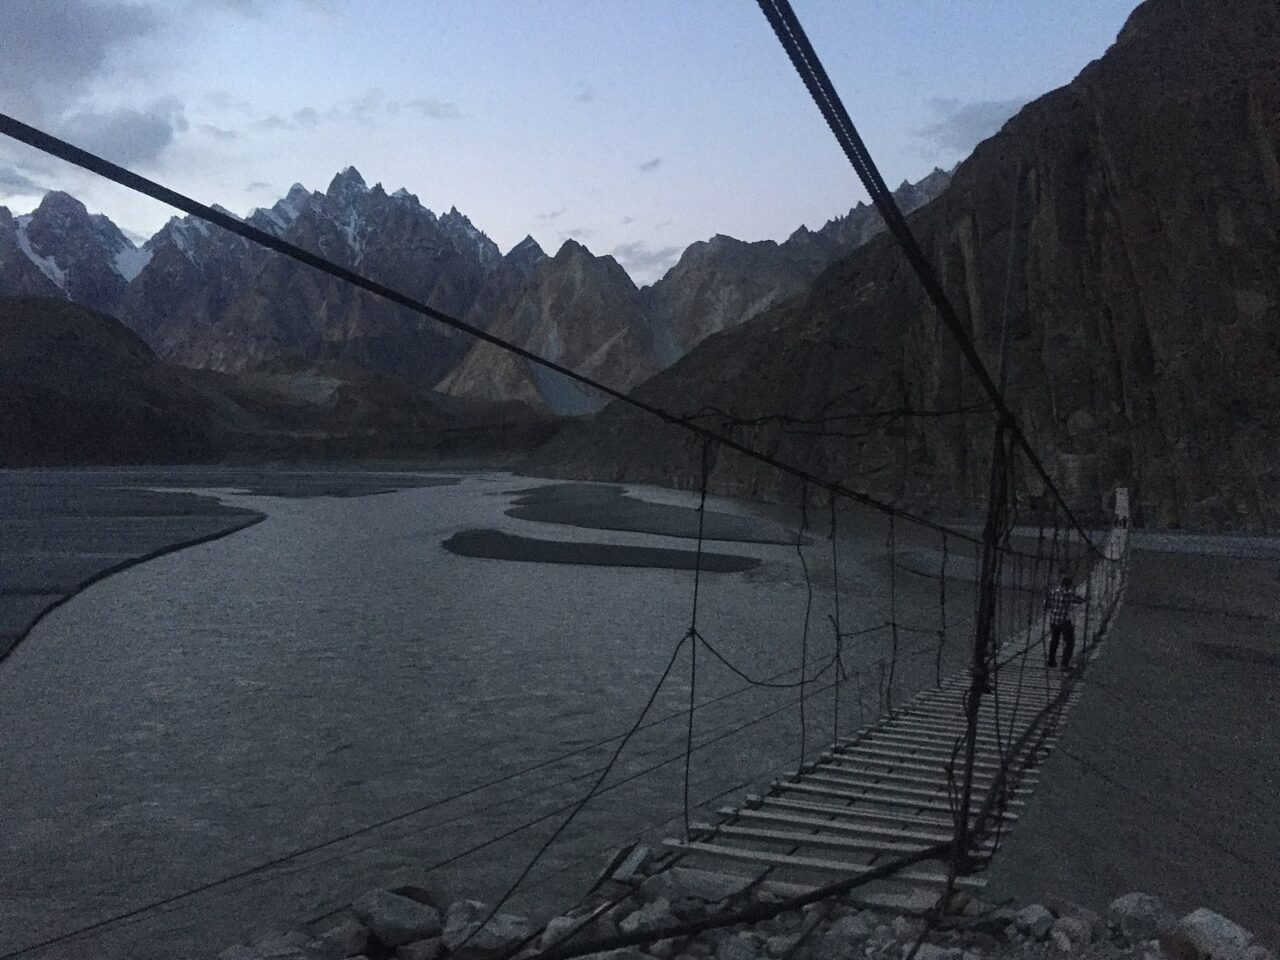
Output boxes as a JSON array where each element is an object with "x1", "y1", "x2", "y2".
[{"x1": 0, "y1": 470, "x2": 977, "y2": 959}]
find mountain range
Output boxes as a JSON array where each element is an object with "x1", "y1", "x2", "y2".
[{"x1": 0, "y1": 167, "x2": 951, "y2": 415}]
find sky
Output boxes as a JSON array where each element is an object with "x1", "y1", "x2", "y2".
[{"x1": 0, "y1": 0, "x2": 1140, "y2": 285}]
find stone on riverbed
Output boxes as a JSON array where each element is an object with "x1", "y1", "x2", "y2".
[
  {"x1": 1014, "y1": 905, "x2": 1054, "y2": 940},
  {"x1": 1173, "y1": 908, "x2": 1254, "y2": 960},
  {"x1": 764, "y1": 934, "x2": 801, "y2": 958},
  {"x1": 1051, "y1": 916, "x2": 1093, "y2": 948},
  {"x1": 620, "y1": 898, "x2": 674, "y2": 935},
  {"x1": 538, "y1": 915, "x2": 583, "y2": 950},
  {"x1": 316, "y1": 917, "x2": 371, "y2": 959},
  {"x1": 442, "y1": 899, "x2": 532, "y2": 960},
  {"x1": 1109, "y1": 893, "x2": 1176, "y2": 943},
  {"x1": 352, "y1": 889, "x2": 442, "y2": 948},
  {"x1": 816, "y1": 914, "x2": 874, "y2": 960}
]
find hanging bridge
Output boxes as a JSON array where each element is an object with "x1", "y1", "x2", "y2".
[
  {"x1": 668, "y1": 515, "x2": 1129, "y2": 914},
  {"x1": 0, "y1": 0, "x2": 1144, "y2": 957}
]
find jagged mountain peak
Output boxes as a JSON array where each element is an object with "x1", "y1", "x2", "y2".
[
  {"x1": 33, "y1": 191, "x2": 90, "y2": 220},
  {"x1": 506, "y1": 234, "x2": 545, "y2": 262},
  {"x1": 554, "y1": 238, "x2": 592, "y2": 259},
  {"x1": 326, "y1": 166, "x2": 369, "y2": 200}
]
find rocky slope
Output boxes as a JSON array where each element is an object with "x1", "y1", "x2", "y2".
[
  {"x1": 213, "y1": 873, "x2": 1277, "y2": 960},
  {"x1": 0, "y1": 191, "x2": 146, "y2": 315},
  {"x1": 439, "y1": 239, "x2": 663, "y2": 415},
  {"x1": 643, "y1": 169, "x2": 952, "y2": 355},
  {"x1": 0, "y1": 297, "x2": 542, "y2": 465},
  {"x1": 529, "y1": 0, "x2": 1280, "y2": 532}
]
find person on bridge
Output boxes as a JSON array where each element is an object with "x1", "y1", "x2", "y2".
[{"x1": 1045, "y1": 575, "x2": 1086, "y2": 669}]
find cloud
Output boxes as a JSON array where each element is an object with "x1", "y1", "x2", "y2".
[
  {"x1": 245, "y1": 90, "x2": 457, "y2": 137},
  {"x1": 58, "y1": 99, "x2": 188, "y2": 167},
  {"x1": 575, "y1": 88, "x2": 595, "y2": 104},
  {"x1": 620, "y1": 215, "x2": 636, "y2": 225},
  {"x1": 200, "y1": 123, "x2": 240, "y2": 141},
  {"x1": 913, "y1": 97, "x2": 1027, "y2": 156},
  {"x1": 538, "y1": 207, "x2": 567, "y2": 222},
  {"x1": 246, "y1": 180, "x2": 272, "y2": 191},
  {"x1": 254, "y1": 114, "x2": 294, "y2": 132},
  {"x1": 564, "y1": 227, "x2": 596, "y2": 240},
  {"x1": 202, "y1": 0, "x2": 337, "y2": 16},
  {"x1": 0, "y1": 0, "x2": 160, "y2": 121},
  {"x1": 638, "y1": 157, "x2": 663, "y2": 173},
  {"x1": 202, "y1": 90, "x2": 253, "y2": 114},
  {"x1": 0, "y1": 166, "x2": 46, "y2": 198},
  {"x1": 610, "y1": 240, "x2": 683, "y2": 281},
  {"x1": 405, "y1": 98, "x2": 460, "y2": 120}
]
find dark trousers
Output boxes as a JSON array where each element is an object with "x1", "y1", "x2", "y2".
[{"x1": 1049, "y1": 620, "x2": 1075, "y2": 666}]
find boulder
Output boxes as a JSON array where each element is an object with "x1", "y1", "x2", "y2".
[
  {"x1": 893, "y1": 917, "x2": 927, "y2": 945},
  {"x1": 1173, "y1": 909, "x2": 1254, "y2": 960},
  {"x1": 1109, "y1": 894, "x2": 1176, "y2": 943},
  {"x1": 442, "y1": 900, "x2": 532, "y2": 960},
  {"x1": 913, "y1": 946, "x2": 962, "y2": 960},
  {"x1": 353, "y1": 890, "x2": 443, "y2": 949},
  {"x1": 1014, "y1": 905, "x2": 1054, "y2": 940},
  {"x1": 765, "y1": 934, "x2": 801, "y2": 958},
  {"x1": 317, "y1": 918, "x2": 371, "y2": 959},
  {"x1": 620, "y1": 899, "x2": 674, "y2": 936},
  {"x1": 1051, "y1": 917, "x2": 1093, "y2": 947},
  {"x1": 816, "y1": 914, "x2": 875, "y2": 960},
  {"x1": 648, "y1": 938, "x2": 681, "y2": 959},
  {"x1": 538, "y1": 915, "x2": 583, "y2": 951}
]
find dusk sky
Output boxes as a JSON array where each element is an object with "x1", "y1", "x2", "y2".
[{"x1": 1, "y1": 0, "x2": 1139, "y2": 284}]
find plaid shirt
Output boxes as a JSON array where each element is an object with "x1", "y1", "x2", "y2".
[{"x1": 1045, "y1": 586, "x2": 1084, "y2": 624}]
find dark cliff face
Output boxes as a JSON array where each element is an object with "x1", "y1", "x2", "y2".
[{"x1": 530, "y1": 0, "x2": 1280, "y2": 532}]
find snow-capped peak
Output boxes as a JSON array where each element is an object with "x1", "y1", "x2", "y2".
[
  {"x1": 326, "y1": 166, "x2": 369, "y2": 202},
  {"x1": 278, "y1": 183, "x2": 313, "y2": 219}
]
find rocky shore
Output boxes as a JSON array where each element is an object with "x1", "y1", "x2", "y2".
[{"x1": 217, "y1": 854, "x2": 1275, "y2": 960}]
